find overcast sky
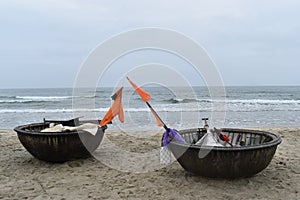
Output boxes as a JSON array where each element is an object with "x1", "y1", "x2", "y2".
[{"x1": 0, "y1": 0, "x2": 299, "y2": 88}]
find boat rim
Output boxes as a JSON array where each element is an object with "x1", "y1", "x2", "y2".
[
  {"x1": 14, "y1": 122, "x2": 102, "y2": 136},
  {"x1": 169, "y1": 128, "x2": 282, "y2": 152}
]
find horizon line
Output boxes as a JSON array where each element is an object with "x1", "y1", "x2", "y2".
[{"x1": 1, "y1": 84, "x2": 300, "y2": 90}]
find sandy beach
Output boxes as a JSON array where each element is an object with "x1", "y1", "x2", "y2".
[{"x1": 0, "y1": 127, "x2": 299, "y2": 199}]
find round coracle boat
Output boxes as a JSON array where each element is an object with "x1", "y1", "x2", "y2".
[
  {"x1": 167, "y1": 128, "x2": 281, "y2": 178},
  {"x1": 14, "y1": 119, "x2": 105, "y2": 163}
]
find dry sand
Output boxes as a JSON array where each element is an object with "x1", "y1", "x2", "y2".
[{"x1": 0, "y1": 127, "x2": 299, "y2": 199}]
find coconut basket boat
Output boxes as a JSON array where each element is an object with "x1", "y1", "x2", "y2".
[
  {"x1": 14, "y1": 118, "x2": 105, "y2": 163},
  {"x1": 167, "y1": 127, "x2": 281, "y2": 178}
]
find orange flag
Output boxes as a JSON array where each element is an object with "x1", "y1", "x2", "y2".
[
  {"x1": 127, "y1": 77, "x2": 151, "y2": 102},
  {"x1": 100, "y1": 87, "x2": 124, "y2": 127},
  {"x1": 127, "y1": 77, "x2": 163, "y2": 127}
]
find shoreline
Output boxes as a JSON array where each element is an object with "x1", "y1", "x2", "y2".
[
  {"x1": 5, "y1": 124, "x2": 300, "y2": 131},
  {"x1": 1, "y1": 127, "x2": 299, "y2": 199}
]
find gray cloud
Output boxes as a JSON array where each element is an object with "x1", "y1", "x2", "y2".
[{"x1": 0, "y1": 0, "x2": 299, "y2": 88}]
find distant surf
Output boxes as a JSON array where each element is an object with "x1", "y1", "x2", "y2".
[{"x1": 1, "y1": 86, "x2": 300, "y2": 129}]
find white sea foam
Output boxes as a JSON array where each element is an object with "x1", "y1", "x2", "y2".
[
  {"x1": 1, "y1": 105, "x2": 299, "y2": 114},
  {"x1": 15, "y1": 96, "x2": 73, "y2": 101},
  {"x1": 165, "y1": 98, "x2": 300, "y2": 105},
  {"x1": 0, "y1": 99, "x2": 33, "y2": 103},
  {"x1": 1, "y1": 86, "x2": 300, "y2": 129}
]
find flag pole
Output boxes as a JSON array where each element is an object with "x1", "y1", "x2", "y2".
[
  {"x1": 126, "y1": 77, "x2": 186, "y2": 145},
  {"x1": 145, "y1": 102, "x2": 169, "y2": 131}
]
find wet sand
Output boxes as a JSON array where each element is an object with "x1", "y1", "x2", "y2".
[{"x1": 0, "y1": 127, "x2": 299, "y2": 199}]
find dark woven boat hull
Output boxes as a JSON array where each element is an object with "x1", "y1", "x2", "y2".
[
  {"x1": 14, "y1": 123, "x2": 104, "y2": 163},
  {"x1": 168, "y1": 128, "x2": 281, "y2": 178},
  {"x1": 169, "y1": 143, "x2": 277, "y2": 178}
]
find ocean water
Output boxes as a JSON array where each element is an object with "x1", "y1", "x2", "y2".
[{"x1": 1, "y1": 86, "x2": 300, "y2": 130}]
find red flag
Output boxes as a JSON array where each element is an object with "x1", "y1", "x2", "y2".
[
  {"x1": 100, "y1": 87, "x2": 124, "y2": 127},
  {"x1": 127, "y1": 77, "x2": 151, "y2": 102}
]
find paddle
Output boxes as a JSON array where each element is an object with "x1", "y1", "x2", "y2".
[{"x1": 126, "y1": 77, "x2": 186, "y2": 146}]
